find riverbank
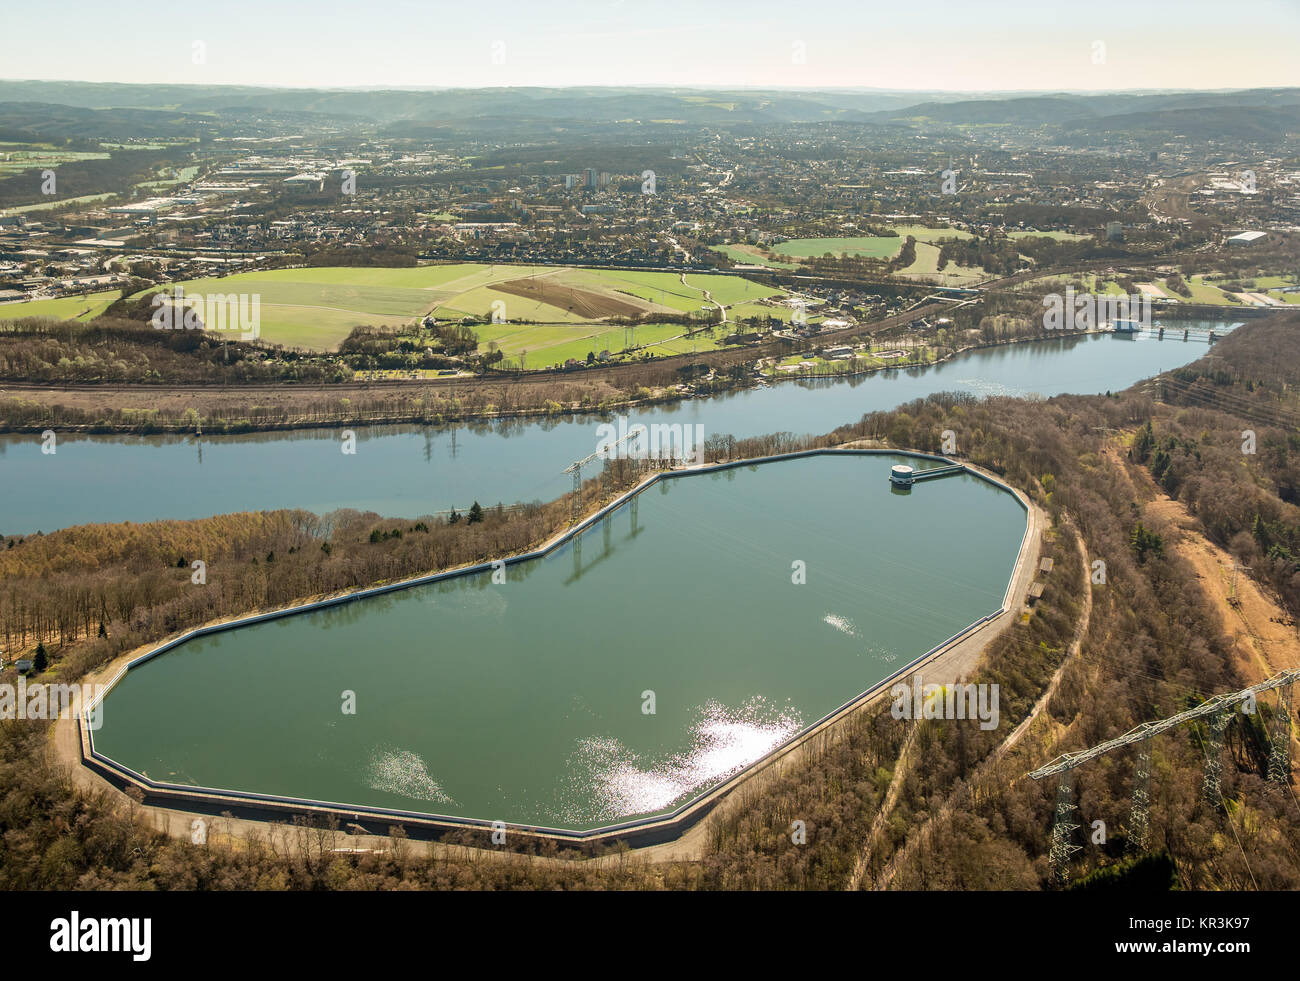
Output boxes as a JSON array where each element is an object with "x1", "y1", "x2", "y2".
[{"x1": 0, "y1": 327, "x2": 1124, "y2": 436}]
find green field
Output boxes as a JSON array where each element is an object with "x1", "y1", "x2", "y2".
[
  {"x1": 1082, "y1": 274, "x2": 1127, "y2": 296},
  {"x1": 3, "y1": 193, "x2": 116, "y2": 214},
  {"x1": 773, "y1": 235, "x2": 902, "y2": 260},
  {"x1": 0, "y1": 291, "x2": 119, "y2": 322},
  {"x1": 136, "y1": 165, "x2": 200, "y2": 190},
  {"x1": 482, "y1": 321, "x2": 701, "y2": 367},
  {"x1": 709, "y1": 244, "x2": 799, "y2": 270},
  {"x1": 1, "y1": 264, "x2": 783, "y2": 362},
  {"x1": 772, "y1": 225, "x2": 975, "y2": 262},
  {"x1": 684, "y1": 272, "x2": 777, "y2": 306},
  {"x1": 163, "y1": 264, "x2": 580, "y2": 348},
  {"x1": 891, "y1": 224, "x2": 976, "y2": 243},
  {"x1": 1014, "y1": 273, "x2": 1126, "y2": 296},
  {"x1": 638, "y1": 330, "x2": 731, "y2": 359},
  {"x1": 1239, "y1": 275, "x2": 1299, "y2": 290},
  {"x1": 0, "y1": 149, "x2": 110, "y2": 173},
  {"x1": 893, "y1": 242, "x2": 987, "y2": 284},
  {"x1": 1175, "y1": 276, "x2": 1235, "y2": 305}
]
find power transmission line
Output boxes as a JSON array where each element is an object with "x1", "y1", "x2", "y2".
[{"x1": 1029, "y1": 668, "x2": 1297, "y2": 884}]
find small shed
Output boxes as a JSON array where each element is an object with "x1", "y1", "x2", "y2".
[
  {"x1": 1039, "y1": 557, "x2": 1055, "y2": 575},
  {"x1": 1027, "y1": 582, "x2": 1046, "y2": 604}
]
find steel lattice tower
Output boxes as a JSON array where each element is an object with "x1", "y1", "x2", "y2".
[
  {"x1": 1126, "y1": 742, "x2": 1152, "y2": 855},
  {"x1": 1030, "y1": 670, "x2": 1299, "y2": 880},
  {"x1": 1049, "y1": 771, "x2": 1082, "y2": 886},
  {"x1": 1201, "y1": 710, "x2": 1232, "y2": 807},
  {"x1": 569, "y1": 469, "x2": 582, "y2": 524},
  {"x1": 1268, "y1": 683, "x2": 1293, "y2": 784}
]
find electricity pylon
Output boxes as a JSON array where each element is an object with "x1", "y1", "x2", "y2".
[
  {"x1": 1268, "y1": 682, "x2": 1293, "y2": 784},
  {"x1": 563, "y1": 429, "x2": 640, "y2": 525},
  {"x1": 1126, "y1": 742, "x2": 1152, "y2": 856},
  {"x1": 1201, "y1": 709, "x2": 1232, "y2": 807},
  {"x1": 1030, "y1": 669, "x2": 1300, "y2": 877},
  {"x1": 1048, "y1": 771, "x2": 1082, "y2": 886}
]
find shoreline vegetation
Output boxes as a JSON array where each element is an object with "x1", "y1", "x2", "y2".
[
  {"x1": 0, "y1": 326, "x2": 1200, "y2": 436},
  {"x1": 2, "y1": 315, "x2": 1298, "y2": 888}
]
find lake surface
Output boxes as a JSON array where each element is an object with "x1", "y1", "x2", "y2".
[
  {"x1": 1, "y1": 325, "x2": 1229, "y2": 533},
  {"x1": 91, "y1": 453, "x2": 1027, "y2": 830}
]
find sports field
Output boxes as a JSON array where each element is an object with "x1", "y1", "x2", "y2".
[{"x1": 773, "y1": 235, "x2": 902, "y2": 260}]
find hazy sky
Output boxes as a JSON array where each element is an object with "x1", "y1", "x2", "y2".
[{"x1": 3, "y1": 0, "x2": 1298, "y2": 91}]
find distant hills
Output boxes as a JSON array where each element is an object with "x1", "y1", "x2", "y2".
[
  {"x1": 0, "y1": 81, "x2": 1296, "y2": 140},
  {"x1": 877, "y1": 89, "x2": 1300, "y2": 140},
  {"x1": 0, "y1": 101, "x2": 221, "y2": 141}
]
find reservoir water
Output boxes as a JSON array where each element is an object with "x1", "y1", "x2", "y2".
[
  {"x1": 2, "y1": 327, "x2": 1226, "y2": 533},
  {"x1": 91, "y1": 453, "x2": 1027, "y2": 831}
]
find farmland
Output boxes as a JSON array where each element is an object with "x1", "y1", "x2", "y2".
[
  {"x1": 0, "y1": 263, "x2": 785, "y2": 367},
  {"x1": 0, "y1": 144, "x2": 111, "y2": 174}
]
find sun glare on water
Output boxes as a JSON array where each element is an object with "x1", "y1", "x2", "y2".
[{"x1": 565, "y1": 698, "x2": 803, "y2": 825}]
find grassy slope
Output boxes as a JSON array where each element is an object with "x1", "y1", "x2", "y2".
[{"x1": 0, "y1": 290, "x2": 119, "y2": 322}]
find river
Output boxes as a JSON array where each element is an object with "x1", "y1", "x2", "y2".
[{"x1": 1, "y1": 325, "x2": 1228, "y2": 533}]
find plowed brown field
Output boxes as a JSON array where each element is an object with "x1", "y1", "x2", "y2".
[{"x1": 488, "y1": 277, "x2": 648, "y2": 319}]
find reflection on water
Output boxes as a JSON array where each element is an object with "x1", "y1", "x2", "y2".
[
  {"x1": 365, "y1": 747, "x2": 455, "y2": 805},
  {"x1": 565, "y1": 697, "x2": 803, "y2": 825}
]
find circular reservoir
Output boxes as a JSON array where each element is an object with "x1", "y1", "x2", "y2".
[{"x1": 91, "y1": 453, "x2": 1027, "y2": 832}]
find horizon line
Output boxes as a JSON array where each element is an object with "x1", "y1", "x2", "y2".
[{"x1": 3, "y1": 78, "x2": 1297, "y2": 96}]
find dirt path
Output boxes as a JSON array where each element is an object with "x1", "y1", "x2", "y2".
[
  {"x1": 844, "y1": 725, "x2": 919, "y2": 891},
  {"x1": 1112, "y1": 449, "x2": 1300, "y2": 679},
  {"x1": 1100, "y1": 440, "x2": 1299, "y2": 680},
  {"x1": 682, "y1": 272, "x2": 725, "y2": 324}
]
